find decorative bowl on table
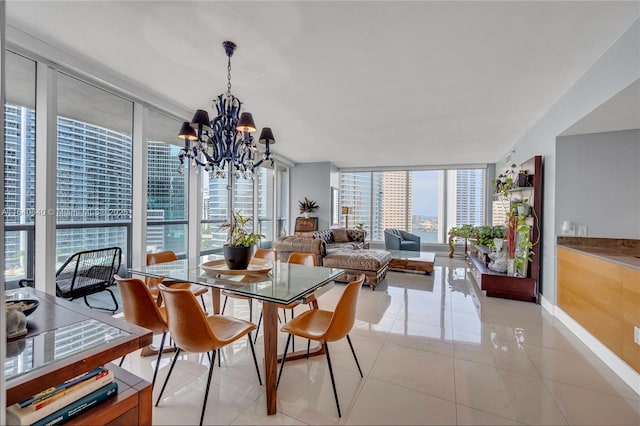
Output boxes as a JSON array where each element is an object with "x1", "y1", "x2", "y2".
[{"x1": 200, "y1": 258, "x2": 273, "y2": 276}]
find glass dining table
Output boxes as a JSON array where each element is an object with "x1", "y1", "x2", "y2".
[{"x1": 129, "y1": 254, "x2": 343, "y2": 415}]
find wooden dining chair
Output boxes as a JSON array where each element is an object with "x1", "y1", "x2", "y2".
[
  {"x1": 277, "y1": 274, "x2": 366, "y2": 418},
  {"x1": 114, "y1": 275, "x2": 169, "y2": 387},
  {"x1": 221, "y1": 248, "x2": 275, "y2": 321},
  {"x1": 146, "y1": 251, "x2": 208, "y2": 311},
  {"x1": 155, "y1": 284, "x2": 262, "y2": 426}
]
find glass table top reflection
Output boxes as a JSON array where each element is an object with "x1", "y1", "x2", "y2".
[
  {"x1": 130, "y1": 254, "x2": 343, "y2": 305},
  {"x1": 5, "y1": 318, "x2": 129, "y2": 382}
]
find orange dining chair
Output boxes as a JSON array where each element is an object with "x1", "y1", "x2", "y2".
[
  {"x1": 254, "y1": 252, "x2": 318, "y2": 347},
  {"x1": 221, "y1": 248, "x2": 275, "y2": 321},
  {"x1": 155, "y1": 284, "x2": 262, "y2": 426},
  {"x1": 146, "y1": 251, "x2": 208, "y2": 311},
  {"x1": 277, "y1": 274, "x2": 366, "y2": 418},
  {"x1": 114, "y1": 275, "x2": 169, "y2": 387}
]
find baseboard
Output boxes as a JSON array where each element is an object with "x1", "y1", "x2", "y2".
[
  {"x1": 555, "y1": 306, "x2": 640, "y2": 395},
  {"x1": 539, "y1": 294, "x2": 554, "y2": 315}
]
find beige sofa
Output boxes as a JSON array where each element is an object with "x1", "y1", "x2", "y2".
[{"x1": 274, "y1": 229, "x2": 391, "y2": 289}]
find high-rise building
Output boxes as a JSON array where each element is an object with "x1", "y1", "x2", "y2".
[
  {"x1": 147, "y1": 141, "x2": 186, "y2": 220},
  {"x1": 382, "y1": 171, "x2": 412, "y2": 230},
  {"x1": 55, "y1": 115, "x2": 132, "y2": 261},
  {"x1": 147, "y1": 141, "x2": 187, "y2": 254},
  {"x1": 3, "y1": 105, "x2": 36, "y2": 279},
  {"x1": 4, "y1": 104, "x2": 133, "y2": 270},
  {"x1": 340, "y1": 172, "x2": 383, "y2": 239},
  {"x1": 454, "y1": 169, "x2": 485, "y2": 225}
]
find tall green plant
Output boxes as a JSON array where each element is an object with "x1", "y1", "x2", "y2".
[{"x1": 219, "y1": 211, "x2": 264, "y2": 247}]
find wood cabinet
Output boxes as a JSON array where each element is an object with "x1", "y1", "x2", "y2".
[
  {"x1": 468, "y1": 155, "x2": 543, "y2": 303},
  {"x1": 294, "y1": 217, "x2": 318, "y2": 234},
  {"x1": 557, "y1": 246, "x2": 640, "y2": 374},
  {"x1": 467, "y1": 254, "x2": 537, "y2": 302},
  {"x1": 5, "y1": 288, "x2": 153, "y2": 424}
]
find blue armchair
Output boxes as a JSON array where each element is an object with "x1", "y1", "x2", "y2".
[{"x1": 384, "y1": 229, "x2": 420, "y2": 252}]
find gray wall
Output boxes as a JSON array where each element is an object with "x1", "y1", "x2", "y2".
[
  {"x1": 289, "y1": 162, "x2": 334, "y2": 233},
  {"x1": 501, "y1": 20, "x2": 639, "y2": 304},
  {"x1": 556, "y1": 129, "x2": 640, "y2": 238}
]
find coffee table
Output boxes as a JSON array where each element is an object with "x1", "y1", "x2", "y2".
[{"x1": 388, "y1": 250, "x2": 435, "y2": 274}]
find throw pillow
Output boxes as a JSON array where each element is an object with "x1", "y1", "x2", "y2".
[
  {"x1": 298, "y1": 232, "x2": 316, "y2": 239},
  {"x1": 333, "y1": 228, "x2": 351, "y2": 243}
]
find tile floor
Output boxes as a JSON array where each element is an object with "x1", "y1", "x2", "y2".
[{"x1": 119, "y1": 256, "x2": 640, "y2": 425}]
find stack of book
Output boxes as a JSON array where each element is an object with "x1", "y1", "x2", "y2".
[{"x1": 6, "y1": 366, "x2": 118, "y2": 426}]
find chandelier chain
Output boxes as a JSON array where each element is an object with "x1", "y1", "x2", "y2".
[{"x1": 226, "y1": 55, "x2": 232, "y2": 96}]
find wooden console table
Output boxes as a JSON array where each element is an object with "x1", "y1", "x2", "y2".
[
  {"x1": 294, "y1": 217, "x2": 318, "y2": 234},
  {"x1": 5, "y1": 288, "x2": 153, "y2": 424},
  {"x1": 448, "y1": 232, "x2": 476, "y2": 258}
]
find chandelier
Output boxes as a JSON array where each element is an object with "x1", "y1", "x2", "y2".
[{"x1": 178, "y1": 41, "x2": 276, "y2": 179}]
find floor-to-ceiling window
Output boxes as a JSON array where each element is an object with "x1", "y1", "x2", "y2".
[
  {"x1": 234, "y1": 175, "x2": 254, "y2": 216},
  {"x1": 201, "y1": 174, "x2": 228, "y2": 254},
  {"x1": 339, "y1": 167, "x2": 485, "y2": 244},
  {"x1": 410, "y1": 170, "x2": 443, "y2": 243},
  {"x1": 276, "y1": 165, "x2": 289, "y2": 239},
  {"x1": 3, "y1": 45, "x2": 287, "y2": 279},
  {"x1": 146, "y1": 109, "x2": 188, "y2": 255},
  {"x1": 340, "y1": 172, "x2": 376, "y2": 237},
  {"x1": 55, "y1": 73, "x2": 133, "y2": 268},
  {"x1": 257, "y1": 166, "x2": 274, "y2": 247},
  {"x1": 446, "y1": 168, "x2": 486, "y2": 230},
  {"x1": 3, "y1": 51, "x2": 35, "y2": 288}
]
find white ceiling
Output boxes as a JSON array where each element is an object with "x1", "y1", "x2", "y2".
[{"x1": 5, "y1": 1, "x2": 639, "y2": 168}]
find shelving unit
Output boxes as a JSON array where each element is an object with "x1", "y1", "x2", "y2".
[
  {"x1": 468, "y1": 155, "x2": 543, "y2": 303},
  {"x1": 6, "y1": 288, "x2": 153, "y2": 424}
]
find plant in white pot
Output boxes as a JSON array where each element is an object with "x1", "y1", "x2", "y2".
[
  {"x1": 516, "y1": 198, "x2": 530, "y2": 216},
  {"x1": 298, "y1": 197, "x2": 318, "y2": 218},
  {"x1": 219, "y1": 211, "x2": 264, "y2": 270}
]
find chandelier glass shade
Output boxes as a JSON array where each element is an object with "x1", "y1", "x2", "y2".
[{"x1": 178, "y1": 41, "x2": 275, "y2": 179}]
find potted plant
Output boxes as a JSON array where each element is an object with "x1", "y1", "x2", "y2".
[
  {"x1": 492, "y1": 225, "x2": 506, "y2": 250},
  {"x1": 516, "y1": 198, "x2": 530, "y2": 216},
  {"x1": 298, "y1": 197, "x2": 319, "y2": 218},
  {"x1": 476, "y1": 225, "x2": 494, "y2": 247},
  {"x1": 491, "y1": 164, "x2": 517, "y2": 198},
  {"x1": 513, "y1": 218, "x2": 533, "y2": 277},
  {"x1": 219, "y1": 211, "x2": 264, "y2": 270}
]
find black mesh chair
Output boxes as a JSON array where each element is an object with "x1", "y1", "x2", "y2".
[{"x1": 19, "y1": 247, "x2": 122, "y2": 312}]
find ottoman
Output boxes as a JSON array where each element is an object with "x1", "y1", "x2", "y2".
[{"x1": 322, "y1": 249, "x2": 392, "y2": 290}]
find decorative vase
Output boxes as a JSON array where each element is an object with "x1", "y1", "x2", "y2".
[
  {"x1": 223, "y1": 245, "x2": 254, "y2": 270},
  {"x1": 516, "y1": 174, "x2": 529, "y2": 188},
  {"x1": 303, "y1": 212, "x2": 310, "y2": 219},
  {"x1": 493, "y1": 238, "x2": 504, "y2": 252},
  {"x1": 506, "y1": 216, "x2": 517, "y2": 259}
]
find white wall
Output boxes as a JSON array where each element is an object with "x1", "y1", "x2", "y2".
[
  {"x1": 503, "y1": 19, "x2": 639, "y2": 304},
  {"x1": 289, "y1": 162, "x2": 334, "y2": 233},
  {"x1": 556, "y1": 129, "x2": 640, "y2": 238}
]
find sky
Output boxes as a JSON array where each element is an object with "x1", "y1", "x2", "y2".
[{"x1": 411, "y1": 171, "x2": 439, "y2": 218}]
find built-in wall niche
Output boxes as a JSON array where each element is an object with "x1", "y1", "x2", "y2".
[{"x1": 556, "y1": 129, "x2": 640, "y2": 239}]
